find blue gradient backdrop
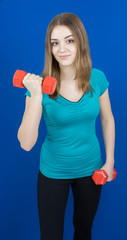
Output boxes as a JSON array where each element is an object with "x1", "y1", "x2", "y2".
[{"x1": 0, "y1": 0, "x2": 126, "y2": 239}]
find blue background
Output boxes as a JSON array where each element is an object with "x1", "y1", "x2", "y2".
[{"x1": 0, "y1": 0, "x2": 126, "y2": 239}]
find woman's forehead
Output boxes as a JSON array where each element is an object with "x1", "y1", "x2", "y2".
[{"x1": 51, "y1": 26, "x2": 73, "y2": 39}]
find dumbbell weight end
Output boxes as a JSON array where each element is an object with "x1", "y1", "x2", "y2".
[{"x1": 92, "y1": 168, "x2": 117, "y2": 185}]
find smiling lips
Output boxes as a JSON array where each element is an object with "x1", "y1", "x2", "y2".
[{"x1": 60, "y1": 55, "x2": 70, "y2": 59}]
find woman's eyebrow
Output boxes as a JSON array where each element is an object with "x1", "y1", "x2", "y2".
[{"x1": 50, "y1": 35, "x2": 74, "y2": 40}]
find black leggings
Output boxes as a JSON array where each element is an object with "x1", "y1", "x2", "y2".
[{"x1": 37, "y1": 170, "x2": 102, "y2": 240}]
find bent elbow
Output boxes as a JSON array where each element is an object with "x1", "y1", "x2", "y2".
[{"x1": 20, "y1": 143, "x2": 32, "y2": 152}]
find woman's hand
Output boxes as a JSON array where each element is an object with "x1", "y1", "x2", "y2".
[
  {"x1": 100, "y1": 161, "x2": 114, "y2": 182},
  {"x1": 22, "y1": 73, "x2": 44, "y2": 97}
]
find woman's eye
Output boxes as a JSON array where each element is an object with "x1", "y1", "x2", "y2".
[
  {"x1": 67, "y1": 39, "x2": 74, "y2": 43},
  {"x1": 51, "y1": 42, "x2": 58, "y2": 46},
  {"x1": 51, "y1": 39, "x2": 74, "y2": 46}
]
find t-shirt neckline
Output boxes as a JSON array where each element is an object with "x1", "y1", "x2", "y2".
[{"x1": 58, "y1": 93, "x2": 86, "y2": 103}]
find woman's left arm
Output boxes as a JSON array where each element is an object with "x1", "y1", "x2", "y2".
[{"x1": 99, "y1": 88, "x2": 115, "y2": 181}]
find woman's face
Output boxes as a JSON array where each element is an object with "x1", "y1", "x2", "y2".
[{"x1": 50, "y1": 25, "x2": 78, "y2": 67}]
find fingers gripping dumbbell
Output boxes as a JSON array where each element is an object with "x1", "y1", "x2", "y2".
[
  {"x1": 13, "y1": 70, "x2": 57, "y2": 95},
  {"x1": 92, "y1": 168, "x2": 117, "y2": 185}
]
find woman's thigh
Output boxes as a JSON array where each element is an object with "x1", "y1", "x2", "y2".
[
  {"x1": 37, "y1": 170, "x2": 70, "y2": 240},
  {"x1": 71, "y1": 175, "x2": 102, "y2": 234}
]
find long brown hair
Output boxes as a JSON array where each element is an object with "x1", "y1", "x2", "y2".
[{"x1": 41, "y1": 12, "x2": 94, "y2": 100}]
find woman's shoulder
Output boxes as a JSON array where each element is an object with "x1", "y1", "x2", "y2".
[
  {"x1": 91, "y1": 67, "x2": 106, "y2": 84},
  {"x1": 91, "y1": 67, "x2": 104, "y2": 77},
  {"x1": 91, "y1": 68, "x2": 109, "y2": 96}
]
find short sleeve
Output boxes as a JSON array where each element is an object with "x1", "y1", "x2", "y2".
[
  {"x1": 99, "y1": 71, "x2": 109, "y2": 97},
  {"x1": 24, "y1": 89, "x2": 31, "y2": 98}
]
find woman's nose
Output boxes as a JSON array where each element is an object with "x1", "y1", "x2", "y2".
[{"x1": 59, "y1": 42, "x2": 66, "y2": 51}]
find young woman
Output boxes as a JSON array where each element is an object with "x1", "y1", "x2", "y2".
[{"x1": 18, "y1": 12, "x2": 115, "y2": 240}]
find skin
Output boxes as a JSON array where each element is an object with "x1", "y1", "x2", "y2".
[{"x1": 51, "y1": 25, "x2": 115, "y2": 182}]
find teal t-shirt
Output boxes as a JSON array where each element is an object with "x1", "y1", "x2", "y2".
[{"x1": 24, "y1": 68, "x2": 109, "y2": 179}]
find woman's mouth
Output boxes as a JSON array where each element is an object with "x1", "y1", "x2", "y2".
[{"x1": 60, "y1": 55, "x2": 70, "y2": 59}]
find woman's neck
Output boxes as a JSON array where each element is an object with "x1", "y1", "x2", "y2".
[{"x1": 59, "y1": 63, "x2": 76, "y2": 83}]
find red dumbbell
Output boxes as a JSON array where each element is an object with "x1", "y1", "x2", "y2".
[
  {"x1": 13, "y1": 70, "x2": 57, "y2": 95},
  {"x1": 92, "y1": 168, "x2": 117, "y2": 185}
]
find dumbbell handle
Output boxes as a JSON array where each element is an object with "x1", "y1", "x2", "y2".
[
  {"x1": 13, "y1": 70, "x2": 57, "y2": 95},
  {"x1": 92, "y1": 168, "x2": 117, "y2": 185}
]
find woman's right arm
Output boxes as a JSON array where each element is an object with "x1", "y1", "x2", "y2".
[{"x1": 17, "y1": 94, "x2": 43, "y2": 151}]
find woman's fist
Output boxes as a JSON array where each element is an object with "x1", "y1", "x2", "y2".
[{"x1": 22, "y1": 73, "x2": 44, "y2": 97}]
